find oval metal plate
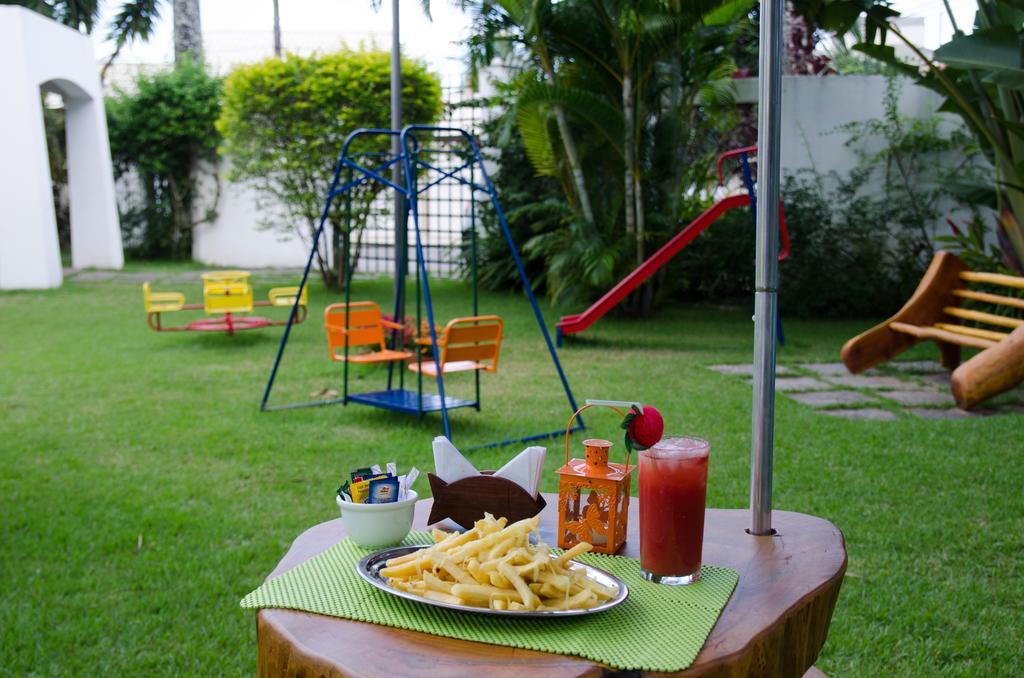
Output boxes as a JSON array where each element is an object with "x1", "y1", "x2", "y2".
[{"x1": 357, "y1": 545, "x2": 629, "y2": 617}]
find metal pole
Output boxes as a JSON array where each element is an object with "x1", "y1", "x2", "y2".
[
  {"x1": 749, "y1": 0, "x2": 784, "y2": 536},
  {"x1": 391, "y1": 0, "x2": 406, "y2": 327}
]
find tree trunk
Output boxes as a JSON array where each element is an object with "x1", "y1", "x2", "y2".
[
  {"x1": 632, "y1": 77, "x2": 649, "y2": 314},
  {"x1": 173, "y1": 0, "x2": 203, "y2": 64},
  {"x1": 622, "y1": 72, "x2": 636, "y2": 246},
  {"x1": 540, "y1": 62, "x2": 594, "y2": 226},
  {"x1": 272, "y1": 0, "x2": 282, "y2": 58},
  {"x1": 553, "y1": 106, "x2": 595, "y2": 225}
]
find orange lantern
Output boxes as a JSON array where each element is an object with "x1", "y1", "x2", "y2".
[{"x1": 556, "y1": 402, "x2": 638, "y2": 555}]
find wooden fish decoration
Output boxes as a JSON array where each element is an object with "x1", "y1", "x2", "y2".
[{"x1": 427, "y1": 471, "x2": 547, "y2": 528}]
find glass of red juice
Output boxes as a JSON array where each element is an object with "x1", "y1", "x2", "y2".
[{"x1": 639, "y1": 436, "x2": 710, "y2": 585}]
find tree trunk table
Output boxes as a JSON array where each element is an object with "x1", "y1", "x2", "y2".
[{"x1": 255, "y1": 495, "x2": 846, "y2": 677}]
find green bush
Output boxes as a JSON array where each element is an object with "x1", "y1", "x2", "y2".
[
  {"x1": 217, "y1": 49, "x2": 442, "y2": 289},
  {"x1": 106, "y1": 61, "x2": 222, "y2": 259}
]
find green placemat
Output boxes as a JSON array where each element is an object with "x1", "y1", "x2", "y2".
[{"x1": 241, "y1": 533, "x2": 738, "y2": 673}]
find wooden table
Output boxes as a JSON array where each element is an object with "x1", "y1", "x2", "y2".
[{"x1": 256, "y1": 495, "x2": 846, "y2": 677}]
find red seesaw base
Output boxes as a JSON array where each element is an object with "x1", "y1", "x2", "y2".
[
  {"x1": 186, "y1": 314, "x2": 272, "y2": 334},
  {"x1": 147, "y1": 305, "x2": 307, "y2": 334}
]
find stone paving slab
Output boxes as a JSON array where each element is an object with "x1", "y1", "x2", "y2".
[
  {"x1": 919, "y1": 373, "x2": 951, "y2": 389},
  {"x1": 801, "y1": 362, "x2": 851, "y2": 377},
  {"x1": 708, "y1": 364, "x2": 792, "y2": 376},
  {"x1": 826, "y1": 375, "x2": 910, "y2": 390},
  {"x1": 772, "y1": 377, "x2": 833, "y2": 391},
  {"x1": 802, "y1": 362, "x2": 881, "y2": 377},
  {"x1": 881, "y1": 390, "x2": 956, "y2": 406},
  {"x1": 886, "y1": 360, "x2": 946, "y2": 374},
  {"x1": 820, "y1": 408, "x2": 899, "y2": 421},
  {"x1": 908, "y1": 408, "x2": 978, "y2": 419},
  {"x1": 1000, "y1": 387, "x2": 1024, "y2": 403},
  {"x1": 788, "y1": 390, "x2": 878, "y2": 407}
]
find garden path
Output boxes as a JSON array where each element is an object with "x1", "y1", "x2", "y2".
[{"x1": 708, "y1": 361, "x2": 1024, "y2": 420}]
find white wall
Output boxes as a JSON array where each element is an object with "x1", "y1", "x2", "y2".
[
  {"x1": 733, "y1": 75, "x2": 947, "y2": 179},
  {"x1": 0, "y1": 7, "x2": 123, "y2": 289},
  {"x1": 191, "y1": 165, "x2": 310, "y2": 268}
]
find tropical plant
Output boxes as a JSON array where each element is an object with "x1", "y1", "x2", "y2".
[
  {"x1": 106, "y1": 60, "x2": 222, "y2": 258},
  {"x1": 473, "y1": 84, "x2": 569, "y2": 293},
  {"x1": 464, "y1": 0, "x2": 749, "y2": 311},
  {"x1": 465, "y1": 0, "x2": 596, "y2": 225},
  {"x1": 217, "y1": 49, "x2": 442, "y2": 290},
  {"x1": 794, "y1": 0, "x2": 1024, "y2": 273}
]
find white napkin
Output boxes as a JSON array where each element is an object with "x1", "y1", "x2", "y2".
[
  {"x1": 432, "y1": 436, "x2": 546, "y2": 499},
  {"x1": 493, "y1": 446, "x2": 545, "y2": 499},
  {"x1": 432, "y1": 436, "x2": 480, "y2": 483}
]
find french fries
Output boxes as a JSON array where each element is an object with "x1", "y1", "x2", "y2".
[{"x1": 382, "y1": 513, "x2": 617, "y2": 611}]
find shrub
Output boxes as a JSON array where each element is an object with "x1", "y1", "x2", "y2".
[
  {"x1": 106, "y1": 61, "x2": 222, "y2": 259},
  {"x1": 217, "y1": 49, "x2": 442, "y2": 289}
]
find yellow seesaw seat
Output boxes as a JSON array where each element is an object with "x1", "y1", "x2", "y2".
[
  {"x1": 142, "y1": 282, "x2": 185, "y2": 313},
  {"x1": 268, "y1": 285, "x2": 308, "y2": 308},
  {"x1": 201, "y1": 271, "x2": 253, "y2": 315},
  {"x1": 203, "y1": 281, "x2": 253, "y2": 315}
]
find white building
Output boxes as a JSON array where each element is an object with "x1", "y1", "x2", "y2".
[{"x1": 0, "y1": 7, "x2": 123, "y2": 289}]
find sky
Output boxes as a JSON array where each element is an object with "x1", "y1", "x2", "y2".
[
  {"x1": 92, "y1": 0, "x2": 976, "y2": 84},
  {"x1": 93, "y1": 1, "x2": 474, "y2": 85}
]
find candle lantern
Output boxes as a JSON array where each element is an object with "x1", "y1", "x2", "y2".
[{"x1": 556, "y1": 400, "x2": 657, "y2": 555}]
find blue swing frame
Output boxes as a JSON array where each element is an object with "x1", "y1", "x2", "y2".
[{"x1": 259, "y1": 125, "x2": 583, "y2": 447}]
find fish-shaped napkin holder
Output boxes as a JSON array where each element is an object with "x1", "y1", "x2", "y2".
[{"x1": 427, "y1": 471, "x2": 547, "y2": 528}]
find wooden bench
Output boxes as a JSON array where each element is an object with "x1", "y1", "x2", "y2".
[{"x1": 841, "y1": 251, "x2": 1024, "y2": 409}]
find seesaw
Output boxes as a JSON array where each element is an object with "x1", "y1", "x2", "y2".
[{"x1": 143, "y1": 270, "x2": 308, "y2": 335}]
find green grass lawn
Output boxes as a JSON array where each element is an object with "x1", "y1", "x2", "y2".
[{"x1": 1, "y1": 268, "x2": 1021, "y2": 676}]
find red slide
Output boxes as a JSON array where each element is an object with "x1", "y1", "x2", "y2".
[{"x1": 555, "y1": 194, "x2": 789, "y2": 342}]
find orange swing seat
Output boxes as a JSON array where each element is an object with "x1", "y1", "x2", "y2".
[
  {"x1": 324, "y1": 301, "x2": 413, "y2": 364},
  {"x1": 409, "y1": 315, "x2": 504, "y2": 377}
]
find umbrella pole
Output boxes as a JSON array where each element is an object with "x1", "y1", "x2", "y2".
[
  {"x1": 750, "y1": 0, "x2": 784, "y2": 536},
  {"x1": 391, "y1": 0, "x2": 406, "y2": 326}
]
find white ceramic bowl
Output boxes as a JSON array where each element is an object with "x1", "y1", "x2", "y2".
[{"x1": 336, "y1": 490, "x2": 418, "y2": 548}]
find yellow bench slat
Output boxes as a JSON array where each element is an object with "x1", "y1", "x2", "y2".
[
  {"x1": 959, "y1": 270, "x2": 1024, "y2": 289},
  {"x1": 942, "y1": 306, "x2": 1023, "y2": 329},
  {"x1": 952, "y1": 288, "x2": 1024, "y2": 311},
  {"x1": 934, "y1": 323, "x2": 1009, "y2": 342},
  {"x1": 889, "y1": 322, "x2": 997, "y2": 349}
]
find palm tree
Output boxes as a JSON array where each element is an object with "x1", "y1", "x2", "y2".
[
  {"x1": 272, "y1": 0, "x2": 282, "y2": 58},
  {"x1": 466, "y1": 0, "x2": 596, "y2": 226},
  {"x1": 172, "y1": 0, "x2": 203, "y2": 64}
]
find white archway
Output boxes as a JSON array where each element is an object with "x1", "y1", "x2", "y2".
[{"x1": 0, "y1": 6, "x2": 123, "y2": 289}]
